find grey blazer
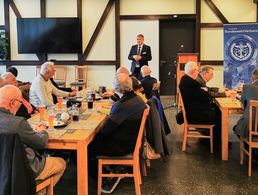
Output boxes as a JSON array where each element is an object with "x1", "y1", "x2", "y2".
[
  {"x1": 0, "y1": 108, "x2": 48, "y2": 176},
  {"x1": 234, "y1": 80, "x2": 258, "y2": 137}
]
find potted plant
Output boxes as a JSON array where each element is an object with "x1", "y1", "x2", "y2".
[{"x1": 0, "y1": 31, "x2": 9, "y2": 60}]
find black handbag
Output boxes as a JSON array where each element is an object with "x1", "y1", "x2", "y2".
[{"x1": 175, "y1": 110, "x2": 184, "y2": 125}]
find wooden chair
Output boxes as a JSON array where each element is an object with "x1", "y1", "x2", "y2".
[
  {"x1": 240, "y1": 100, "x2": 258, "y2": 176},
  {"x1": 97, "y1": 105, "x2": 150, "y2": 195},
  {"x1": 178, "y1": 89, "x2": 214, "y2": 153},
  {"x1": 70, "y1": 65, "x2": 88, "y2": 90},
  {"x1": 53, "y1": 65, "x2": 67, "y2": 87},
  {"x1": 36, "y1": 177, "x2": 54, "y2": 195}
]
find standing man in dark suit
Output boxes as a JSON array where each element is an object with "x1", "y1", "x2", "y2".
[
  {"x1": 128, "y1": 34, "x2": 152, "y2": 80},
  {"x1": 179, "y1": 61, "x2": 221, "y2": 144},
  {"x1": 234, "y1": 68, "x2": 258, "y2": 137}
]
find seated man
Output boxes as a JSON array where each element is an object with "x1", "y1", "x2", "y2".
[
  {"x1": 131, "y1": 76, "x2": 147, "y2": 103},
  {"x1": 196, "y1": 65, "x2": 230, "y2": 97},
  {"x1": 30, "y1": 61, "x2": 76, "y2": 107},
  {"x1": 88, "y1": 74, "x2": 146, "y2": 183},
  {"x1": 2, "y1": 72, "x2": 37, "y2": 119},
  {"x1": 140, "y1": 65, "x2": 160, "y2": 99},
  {"x1": 179, "y1": 61, "x2": 221, "y2": 143},
  {"x1": 234, "y1": 68, "x2": 258, "y2": 137},
  {"x1": 0, "y1": 85, "x2": 66, "y2": 192},
  {"x1": 102, "y1": 66, "x2": 131, "y2": 103}
]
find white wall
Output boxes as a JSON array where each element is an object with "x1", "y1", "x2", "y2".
[
  {"x1": 120, "y1": 20, "x2": 159, "y2": 79},
  {"x1": 0, "y1": 0, "x2": 257, "y2": 90}
]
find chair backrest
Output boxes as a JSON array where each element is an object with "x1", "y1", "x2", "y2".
[
  {"x1": 178, "y1": 89, "x2": 188, "y2": 126},
  {"x1": 133, "y1": 105, "x2": 150, "y2": 159},
  {"x1": 0, "y1": 133, "x2": 36, "y2": 194},
  {"x1": 249, "y1": 100, "x2": 258, "y2": 141},
  {"x1": 53, "y1": 65, "x2": 67, "y2": 82},
  {"x1": 75, "y1": 65, "x2": 87, "y2": 82}
]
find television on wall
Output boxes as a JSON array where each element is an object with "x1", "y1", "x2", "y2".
[{"x1": 17, "y1": 18, "x2": 82, "y2": 54}]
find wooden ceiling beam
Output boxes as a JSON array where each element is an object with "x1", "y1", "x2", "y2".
[
  {"x1": 9, "y1": 0, "x2": 22, "y2": 18},
  {"x1": 82, "y1": 0, "x2": 115, "y2": 60},
  {"x1": 204, "y1": 0, "x2": 229, "y2": 24}
]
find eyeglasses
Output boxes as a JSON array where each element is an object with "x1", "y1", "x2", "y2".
[{"x1": 11, "y1": 99, "x2": 23, "y2": 105}]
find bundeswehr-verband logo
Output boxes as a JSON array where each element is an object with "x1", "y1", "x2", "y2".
[{"x1": 226, "y1": 35, "x2": 257, "y2": 64}]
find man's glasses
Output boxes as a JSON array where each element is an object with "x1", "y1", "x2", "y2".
[{"x1": 11, "y1": 99, "x2": 23, "y2": 105}]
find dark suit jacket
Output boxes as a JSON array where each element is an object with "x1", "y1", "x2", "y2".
[
  {"x1": 89, "y1": 91, "x2": 146, "y2": 156},
  {"x1": 234, "y1": 80, "x2": 258, "y2": 137},
  {"x1": 16, "y1": 103, "x2": 37, "y2": 119},
  {"x1": 141, "y1": 75, "x2": 157, "y2": 99},
  {"x1": 179, "y1": 75, "x2": 216, "y2": 124},
  {"x1": 128, "y1": 44, "x2": 152, "y2": 73},
  {"x1": 196, "y1": 74, "x2": 226, "y2": 98},
  {"x1": 0, "y1": 133, "x2": 36, "y2": 195}
]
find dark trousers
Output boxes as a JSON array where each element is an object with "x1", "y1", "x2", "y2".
[
  {"x1": 188, "y1": 104, "x2": 222, "y2": 143},
  {"x1": 88, "y1": 136, "x2": 127, "y2": 181},
  {"x1": 131, "y1": 67, "x2": 142, "y2": 80}
]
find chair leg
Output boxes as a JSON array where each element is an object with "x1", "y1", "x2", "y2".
[
  {"x1": 182, "y1": 126, "x2": 188, "y2": 151},
  {"x1": 240, "y1": 140, "x2": 244, "y2": 165},
  {"x1": 97, "y1": 160, "x2": 103, "y2": 195},
  {"x1": 248, "y1": 147, "x2": 252, "y2": 177},
  {"x1": 210, "y1": 128, "x2": 213, "y2": 154},
  {"x1": 133, "y1": 164, "x2": 141, "y2": 195},
  {"x1": 137, "y1": 163, "x2": 142, "y2": 185}
]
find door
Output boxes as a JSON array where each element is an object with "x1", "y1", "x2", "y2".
[{"x1": 159, "y1": 20, "x2": 195, "y2": 95}]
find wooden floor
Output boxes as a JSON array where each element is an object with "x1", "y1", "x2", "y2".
[{"x1": 56, "y1": 96, "x2": 258, "y2": 195}]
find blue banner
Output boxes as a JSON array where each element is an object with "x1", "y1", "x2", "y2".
[{"x1": 224, "y1": 24, "x2": 258, "y2": 89}]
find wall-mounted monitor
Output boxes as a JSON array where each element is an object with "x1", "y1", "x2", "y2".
[{"x1": 17, "y1": 18, "x2": 82, "y2": 54}]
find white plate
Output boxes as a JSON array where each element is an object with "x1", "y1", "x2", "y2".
[{"x1": 47, "y1": 120, "x2": 66, "y2": 127}]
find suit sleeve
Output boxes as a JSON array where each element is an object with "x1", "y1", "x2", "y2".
[
  {"x1": 128, "y1": 46, "x2": 135, "y2": 61},
  {"x1": 141, "y1": 45, "x2": 152, "y2": 62},
  {"x1": 18, "y1": 119, "x2": 48, "y2": 150},
  {"x1": 241, "y1": 84, "x2": 247, "y2": 108}
]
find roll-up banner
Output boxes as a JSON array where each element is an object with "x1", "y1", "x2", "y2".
[{"x1": 224, "y1": 24, "x2": 258, "y2": 89}]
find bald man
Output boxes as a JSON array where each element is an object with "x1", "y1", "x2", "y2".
[
  {"x1": 30, "y1": 61, "x2": 76, "y2": 107},
  {"x1": 179, "y1": 61, "x2": 222, "y2": 144},
  {"x1": 0, "y1": 85, "x2": 66, "y2": 192},
  {"x1": 140, "y1": 65, "x2": 159, "y2": 99},
  {"x1": 2, "y1": 72, "x2": 36, "y2": 119}
]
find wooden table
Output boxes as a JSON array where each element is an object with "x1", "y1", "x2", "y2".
[
  {"x1": 29, "y1": 101, "x2": 109, "y2": 195},
  {"x1": 215, "y1": 98, "x2": 242, "y2": 160}
]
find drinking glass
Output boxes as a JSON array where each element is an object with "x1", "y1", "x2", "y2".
[
  {"x1": 47, "y1": 107, "x2": 56, "y2": 130},
  {"x1": 57, "y1": 96, "x2": 63, "y2": 110},
  {"x1": 38, "y1": 105, "x2": 46, "y2": 121}
]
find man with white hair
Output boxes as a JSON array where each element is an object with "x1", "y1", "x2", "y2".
[
  {"x1": 30, "y1": 61, "x2": 76, "y2": 107},
  {"x1": 88, "y1": 74, "x2": 146, "y2": 189},
  {"x1": 179, "y1": 61, "x2": 221, "y2": 144},
  {"x1": 0, "y1": 85, "x2": 66, "y2": 193},
  {"x1": 140, "y1": 65, "x2": 159, "y2": 99},
  {"x1": 116, "y1": 66, "x2": 130, "y2": 76},
  {"x1": 2, "y1": 72, "x2": 36, "y2": 119}
]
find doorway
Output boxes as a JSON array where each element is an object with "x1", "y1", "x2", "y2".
[{"x1": 159, "y1": 20, "x2": 195, "y2": 95}]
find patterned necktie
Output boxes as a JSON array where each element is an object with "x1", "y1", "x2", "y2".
[{"x1": 137, "y1": 45, "x2": 141, "y2": 55}]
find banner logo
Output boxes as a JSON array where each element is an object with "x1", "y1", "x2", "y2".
[{"x1": 226, "y1": 35, "x2": 257, "y2": 64}]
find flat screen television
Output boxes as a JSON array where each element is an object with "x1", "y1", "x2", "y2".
[{"x1": 17, "y1": 18, "x2": 82, "y2": 54}]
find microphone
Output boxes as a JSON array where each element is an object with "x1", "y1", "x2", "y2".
[{"x1": 178, "y1": 44, "x2": 184, "y2": 53}]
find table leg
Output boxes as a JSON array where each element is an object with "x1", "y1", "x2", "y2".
[
  {"x1": 77, "y1": 141, "x2": 88, "y2": 195},
  {"x1": 221, "y1": 108, "x2": 229, "y2": 160}
]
